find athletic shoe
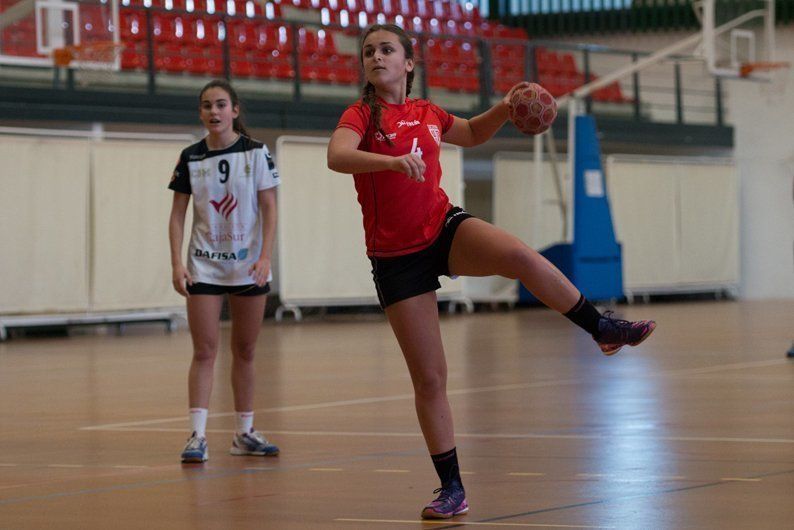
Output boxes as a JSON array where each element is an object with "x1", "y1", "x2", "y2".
[
  {"x1": 230, "y1": 429, "x2": 280, "y2": 456},
  {"x1": 181, "y1": 431, "x2": 208, "y2": 463},
  {"x1": 421, "y1": 480, "x2": 469, "y2": 519},
  {"x1": 594, "y1": 311, "x2": 656, "y2": 356}
]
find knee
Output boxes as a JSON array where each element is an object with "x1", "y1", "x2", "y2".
[
  {"x1": 412, "y1": 367, "x2": 447, "y2": 399},
  {"x1": 232, "y1": 342, "x2": 257, "y2": 364},
  {"x1": 192, "y1": 342, "x2": 218, "y2": 363}
]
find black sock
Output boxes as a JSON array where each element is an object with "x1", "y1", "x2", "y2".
[
  {"x1": 431, "y1": 447, "x2": 462, "y2": 487},
  {"x1": 564, "y1": 294, "x2": 602, "y2": 337}
]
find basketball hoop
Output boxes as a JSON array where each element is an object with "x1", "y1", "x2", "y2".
[
  {"x1": 739, "y1": 61, "x2": 791, "y2": 103},
  {"x1": 51, "y1": 41, "x2": 124, "y2": 86},
  {"x1": 738, "y1": 61, "x2": 790, "y2": 78}
]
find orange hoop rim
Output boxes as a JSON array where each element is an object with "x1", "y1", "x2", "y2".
[
  {"x1": 739, "y1": 61, "x2": 791, "y2": 78},
  {"x1": 52, "y1": 41, "x2": 124, "y2": 67}
]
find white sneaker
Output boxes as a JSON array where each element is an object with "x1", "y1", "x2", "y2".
[
  {"x1": 230, "y1": 429, "x2": 279, "y2": 456},
  {"x1": 181, "y1": 432, "x2": 208, "y2": 463}
]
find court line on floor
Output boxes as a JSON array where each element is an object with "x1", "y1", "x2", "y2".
[
  {"x1": 80, "y1": 357, "x2": 789, "y2": 433},
  {"x1": 91, "y1": 427, "x2": 794, "y2": 445},
  {"x1": 79, "y1": 378, "x2": 581, "y2": 431},
  {"x1": 0, "y1": 449, "x2": 425, "y2": 506},
  {"x1": 428, "y1": 468, "x2": 794, "y2": 530},
  {"x1": 335, "y1": 519, "x2": 614, "y2": 528}
]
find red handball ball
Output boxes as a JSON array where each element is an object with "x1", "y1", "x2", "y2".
[{"x1": 508, "y1": 83, "x2": 558, "y2": 135}]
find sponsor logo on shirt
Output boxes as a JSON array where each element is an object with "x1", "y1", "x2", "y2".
[
  {"x1": 375, "y1": 131, "x2": 397, "y2": 142},
  {"x1": 194, "y1": 248, "x2": 250, "y2": 261},
  {"x1": 397, "y1": 119, "x2": 420, "y2": 128},
  {"x1": 207, "y1": 231, "x2": 245, "y2": 243},
  {"x1": 210, "y1": 193, "x2": 238, "y2": 219},
  {"x1": 428, "y1": 124, "x2": 441, "y2": 146}
]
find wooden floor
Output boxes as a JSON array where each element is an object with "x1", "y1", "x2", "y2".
[{"x1": 1, "y1": 300, "x2": 793, "y2": 529}]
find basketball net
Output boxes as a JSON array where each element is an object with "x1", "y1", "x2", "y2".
[
  {"x1": 740, "y1": 61, "x2": 791, "y2": 103},
  {"x1": 52, "y1": 41, "x2": 124, "y2": 87}
]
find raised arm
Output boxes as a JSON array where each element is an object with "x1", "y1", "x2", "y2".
[
  {"x1": 327, "y1": 127, "x2": 427, "y2": 182},
  {"x1": 442, "y1": 82, "x2": 530, "y2": 147}
]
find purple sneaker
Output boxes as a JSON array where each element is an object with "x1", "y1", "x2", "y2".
[
  {"x1": 594, "y1": 311, "x2": 656, "y2": 356},
  {"x1": 421, "y1": 480, "x2": 469, "y2": 519}
]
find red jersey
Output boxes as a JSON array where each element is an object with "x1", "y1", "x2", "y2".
[{"x1": 336, "y1": 97, "x2": 455, "y2": 257}]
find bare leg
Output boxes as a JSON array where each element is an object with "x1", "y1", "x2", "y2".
[
  {"x1": 449, "y1": 217, "x2": 580, "y2": 313},
  {"x1": 227, "y1": 294, "x2": 268, "y2": 412},
  {"x1": 385, "y1": 291, "x2": 455, "y2": 454},
  {"x1": 187, "y1": 295, "x2": 224, "y2": 408}
]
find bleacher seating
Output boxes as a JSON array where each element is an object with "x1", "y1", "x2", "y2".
[{"x1": 110, "y1": 0, "x2": 627, "y2": 102}]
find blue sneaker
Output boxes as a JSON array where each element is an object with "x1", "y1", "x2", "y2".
[
  {"x1": 421, "y1": 480, "x2": 469, "y2": 519},
  {"x1": 181, "y1": 432, "x2": 208, "y2": 463},
  {"x1": 230, "y1": 429, "x2": 280, "y2": 456}
]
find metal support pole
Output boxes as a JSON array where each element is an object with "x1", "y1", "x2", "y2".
[
  {"x1": 583, "y1": 49, "x2": 592, "y2": 115},
  {"x1": 478, "y1": 39, "x2": 493, "y2": 111},
  {"x1": 632, "y1": 52, "x2": 641, "y2": 121},
  {"x1": 222, "y1": 17, "x2": 231, "y2": 81},
  {"x1": 291, "y1": 23, "x2": 301, "y2": 103},
  {"x1": 715, "y1": 75, "x2": 724, "y2": 126},
  {"x1": 674, "y1": 61, "x2": 683, "y2": 124},
  {"x1": 145, "y1": 9, "x2": 155, "y2": 95}
]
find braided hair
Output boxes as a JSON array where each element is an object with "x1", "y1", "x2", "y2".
[
  {"x1": 359, "y1": 24, "x2": 415, "y2": 145},
  {"x1": 199, "y1": 79, "x2": 250, "y2": 137}
]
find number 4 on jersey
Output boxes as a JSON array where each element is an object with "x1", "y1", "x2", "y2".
[{"x1": 410, "y1": 138, "x2": 423, "y2": 159}]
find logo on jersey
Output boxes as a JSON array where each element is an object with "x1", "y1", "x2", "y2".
[
  {"x1": 428, "y1": 124, "x2": 441, "y2": 146},
  {"x1": 375, "y1": 131, "x2": 397, "y2": 142},
  {"x1": 210, "y1": 193, "x2": 238, "y2": 219},
  {"x1": 397, "y1": 119, "x2": 420, "y2": 128},
  {"x1": 194, "y1": 248, "x2": 249, "y2": 261}
]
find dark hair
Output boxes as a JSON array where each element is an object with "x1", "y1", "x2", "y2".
[
  {"x1": 199, "y1": 79, "x2": 250, "y2": 137},
  {"x1": 359, "y1": 24, "x2": 415, "y2": 144}
]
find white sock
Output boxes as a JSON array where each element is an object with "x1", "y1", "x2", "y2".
[
  {"x1": 189, "y1": 408, "x2": 208, "y2": 438},
  {"x1": 236, "y1": 411, "x2": 254, "y2": 435}
]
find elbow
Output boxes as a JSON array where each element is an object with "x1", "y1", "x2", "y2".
[{"x1": 327, "y1": 153, "x2": 340, "y2": 173}]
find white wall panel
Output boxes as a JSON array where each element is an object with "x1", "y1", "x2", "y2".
[
  {"x1": 91, "y1": 140, "x2": 189, "y2": 310},
  {"x1": 276, "y1": 136, "x2": 464, "y2": 307},
  {"x1": 0, "y1": 137, "x2": 90, "y2": 313}
]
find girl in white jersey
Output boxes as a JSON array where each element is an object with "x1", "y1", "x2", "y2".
[
  {"x1": 168, "y1": 80, "x2": 281, "y2": 463},
  {"x1": 328, "y1": 24, "x2": 656, "y2": 519}
]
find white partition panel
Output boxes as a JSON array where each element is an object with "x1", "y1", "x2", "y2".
[
  {"x1": 471, "y1": 152, "x2": 567, "y2": 304},
  {"x1": 0, "y1": 137, "x2": 90, "y2": 313},
  {"x1": 276, "y1": 136, "x2": 464, "y2": 308},
  {"x1": 493, "y1": 152, "x2": 566, "y2": 250},
  {"x1": 91, "y1": 140, "x2": 190, "y2": 311},
  {"x1": 677, "y1": 164, "x2": 739, "y2": 285},
  {"x1": 607, "y1": 155, "x2": 739, "y2": 296},
  {"x1": 606, "y1": 161, "x2": 680, "y2": 290}
]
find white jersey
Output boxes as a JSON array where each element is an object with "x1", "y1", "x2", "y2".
[{"x1": 169, "y1": 135, "x2": 280, "y2": 286}]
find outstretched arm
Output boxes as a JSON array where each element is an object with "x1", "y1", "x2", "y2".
[{"x1": 442, "y1": 82, "x2": 530, "y2": 147}]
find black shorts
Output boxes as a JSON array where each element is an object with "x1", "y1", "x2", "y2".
[
  {"x1": 369, "y1": 206, "x2": 474, "y2": 309},
  {"x1": 186, "y1": 282, "x2": 271, "y2": 296}
]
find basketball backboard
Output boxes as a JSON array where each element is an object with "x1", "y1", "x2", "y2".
[
  {"x1": 0, "y1": 0, "x2": 119, "y2": 69},
  {"x1": 695, "y1": 0, "x2": 778, "y2": 78}
]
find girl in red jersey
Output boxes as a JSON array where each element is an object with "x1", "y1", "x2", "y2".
[
  {"x1": 327, "y1": 24, "x2": 656, "y2": 519},
  {"x1": 169, "y1": 80, "x2": 280, "y2": 463}
]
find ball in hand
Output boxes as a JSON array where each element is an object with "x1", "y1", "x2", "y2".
[{"x1": 508, "y1": 83, "x2": 558, "y2": 135}]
